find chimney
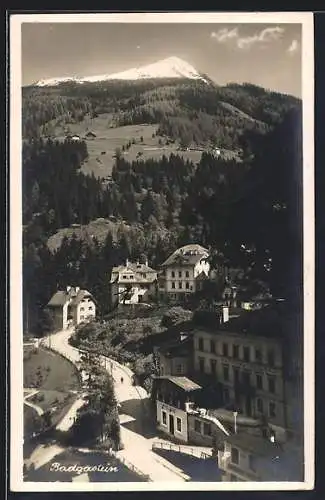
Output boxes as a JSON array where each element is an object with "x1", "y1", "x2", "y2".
[
  {"x1": 75, "y1": 286, "x2": 80, "y2": 294},
  {"x1": 126, "y1": 258, "x2": 129, "y2": 267},
  {"x1": 145, "y1": 257, "x2": 148, "y2": 267},
  {"x1": 66, "y1": 286, "x2": 71, "y2": 293},
  {"x1": 222, "y1": 306, "x2": 229, "y2": 324}
]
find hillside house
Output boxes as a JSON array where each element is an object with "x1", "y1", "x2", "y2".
[
  {"x1": 158, "y1": 244, "x2": 210, "y2": 302},
  {"x1": 110, "y1": 259, "x2": 158, "y2": 305},
  {"x1": 47, "y1": 286, "x2": 96, "y2": 330}
]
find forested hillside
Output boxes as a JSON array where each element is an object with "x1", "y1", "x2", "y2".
[
  {"x1": 22, "y1": 79, "x2": 302, "y2": 336},
  {"x1": 22, "y1": 79, "x2": 299, "y2": 148}
]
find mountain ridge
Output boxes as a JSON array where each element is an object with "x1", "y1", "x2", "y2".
[{"x1": 34, "y1": 56, "x2": 209, "y2": 87}]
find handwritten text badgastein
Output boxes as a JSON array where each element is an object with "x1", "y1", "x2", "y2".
[{"x1": 50, "y1": 462, "x2": 119, "y2": 474}]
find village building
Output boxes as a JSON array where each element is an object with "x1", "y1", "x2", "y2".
[
  {"x1": 154, "y1": 334, "x2": 193, "y2": 377},
  {"x1": 47, "y1": 286, "x2": 96, "y2": 330},
  {"x1": 110, "y1": 259, "x2": 158, "y2": 305},
  {"x1": 192, "y1": 309, "x2": 288, "y2": 442},
  {"x1": 158, "y1": 244, "x2": 210, "y2": 302},
  {"x1": 217, "y1": 431, "x2": 300, "y2": 481},
  {"x1": 154, "y1": 376, "x2": 230, "y2": 445}
]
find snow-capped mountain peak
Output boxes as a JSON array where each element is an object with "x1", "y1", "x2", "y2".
[{"x1": 34, "y1": 57, "x2": 208, "y2": 86}]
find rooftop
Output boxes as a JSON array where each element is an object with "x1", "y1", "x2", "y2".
[
  {"x1": 160, "y1": 244, "x2": 209, "y2": 268},
  {"x1": 159, "y1": 336, "x2": 192, "y2": 358},
  {"x1": 225, "y1": 432, "x2": 283, "y2": 457},
  {"x1": 47, "y1": 287, "x2": 94, "y2": 307},
  {"x1": 158, "y1": 376, "x2": 202, "y2": 392},
  {"x1": 111, "y1": 261, "x2": 157, "y2": 282}
]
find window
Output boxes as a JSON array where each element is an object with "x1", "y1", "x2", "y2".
[
  {"x1": 185, "y1": 270, "x2": 190, "y2": 278},
  {"x1": 80, "y1": 307, "x2": 85, "y2": 312},
  {"x1": 178, "y1": 271, "x2": 182, "y2": 278},
  {"x1": 210, "y1": 359, "x2": 217, "y2": 374},
  {"x1": 172, "y1": 282, "x2": 176, "y2": 289},
  {"x1": 198, "y1": 338, "x2": 204, "y2": 351},
  {"x1": 256, "y1": 374, "x2": 263, "y2": 390},
  {"x1": 222, "y1": 343, "x2": 228, "y2": 357},
  {"x1": 268, "y1": 376, "x2": 276, "y2": 394},
  {"x1": 178, "y1": 281, "x2": 183, "y2": 289},
  {"x1": 210, "y1": 340, "x2": 216, "y2": 353},
  {"x1": 231, "y1": 447, "x2": 239, "y2": 465},
  {"x1": 256, "y1": 398, "x2": 263, "y2": 413},
  {"x1": 88, "y1": 305, "x2": 93, "y2": 310},
  {"x1": 122, "y1": 275, "x2": 127, "y2": 279},
  {"x1": 223, "y1": 364, "x2": 229, "y2": 381},
  {"x1": 249, "y1": 454, "x2": 256, "y2": 472},
  {"x1": 194, "y1": 419, "x2": 201, "y2": 433},
  {"x1": 162, "y1": 411, "x2": 167, "y2": 425},
  {"x1": 203, "y1": 422, "x2": 211, "y2": 435},
  {"x1": 176, "y1": 364, "x2": 183, "y2": 374},
  {"x1": 233, "y1": 368, "x2": 240, "y2": 383},
  {"x1": 80, "y1": 315, "x2": 84, "y2": 320},
  {"x1": 255, "y1": 348, "x2": 262, "y2": 362},
  {"x1": 176, "y1": 417, "x2": 182, "y2": 432},
  {"x1": 233, "y1": 345, "x2": 239, "y2": 359},
  {"x1": 243, "y1": 346, "x2": 250, "y2": 362},
  {"x1": 242, "y1": 371, "x2": 251, "y2": 386},
  {"x1": 267, "y1": 349, "x2": 275, "y2": 367},
  {"x1": 269, "y1": 401, "x2": 276, "y2": 417},
  {"x1": 130, "y1": 275, "x2": 134, "y2": 279},
  {"x1": 171, "y1": 271, "x2": 175, "y2": 278},
  {"x1": 199, "y1": 357, "x2": 205, "y2": 373},
  {"x1": 185, "y1": 282, "x2": 190, "y2": 289}
]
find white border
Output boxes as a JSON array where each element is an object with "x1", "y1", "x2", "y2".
[{"x1": 10, "y1": 11, "x2": 314, "y2": 492}]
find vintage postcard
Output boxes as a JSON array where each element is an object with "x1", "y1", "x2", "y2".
[{"x1": 10, "y1": 11, "x2": 314, "y2": 492}]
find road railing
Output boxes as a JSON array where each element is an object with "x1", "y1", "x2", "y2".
[{"x1": 152, "y1": 441, "x2": 212, "y2": 460}]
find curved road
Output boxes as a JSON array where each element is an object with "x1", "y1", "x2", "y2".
[{"x1": 42, "y1": 328, "x2": 189, "y2": 482}]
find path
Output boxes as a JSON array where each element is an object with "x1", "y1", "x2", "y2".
[
  {"x1": 24, "y1": 389, "x2": 44, "y2": 417},
  {"x1": 42, "y1": 328, "x2": 188, "y2": 482}
]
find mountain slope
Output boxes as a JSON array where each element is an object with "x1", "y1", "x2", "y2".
[{"x1": 35, "y1": 57, "x2": 208, "y2": 87}]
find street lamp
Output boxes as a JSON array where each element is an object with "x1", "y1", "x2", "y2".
[{"x1": 233, "y1": 411, "x2": 238, "y2": 434}]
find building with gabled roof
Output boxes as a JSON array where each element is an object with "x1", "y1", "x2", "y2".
[
  {"x1": 47, "y1": 286, "x2": 96, "y2": 330},
  {"x1": 110, "y1": 259, "x2": 158, "y2": 305},
  {"x1": 158, "y1": 244, "x2": 210, "y2": 302}
]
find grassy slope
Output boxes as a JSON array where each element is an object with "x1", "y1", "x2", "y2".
[
  {"x1": 49, "y1": 115, "x2": 204, "y2": 178},
  {"x1": 24, "y1": 347, "x2": 81, "y2": 435}
]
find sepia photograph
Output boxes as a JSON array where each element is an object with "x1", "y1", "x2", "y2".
[{"x1": 10, "y1": 11, "x2": 314, "y2": 492}]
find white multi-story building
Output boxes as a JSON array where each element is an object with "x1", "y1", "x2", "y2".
[
  {"x1": 47, "y1": 286, "x2": 96, "y2": 330},
  {"x1": 158, "y1": 244, "x2": 210, "y2": 301},
  {"x1": 110, "y1": 259, "x2": 158, "y2": 305}
]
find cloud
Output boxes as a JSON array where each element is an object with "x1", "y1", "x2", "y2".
[
  {"x1": 287, "y1": 39, "x2": 299, "y2": 54},
  {"x1": 210, "y1": 27, "x2": 239, "y2": 43},
  {"x1": 210, "y1": 25, "x2": 285, "y2": 50},
  {"x1": 237, "y1": 26, "x2": 285, "y2": 49}
]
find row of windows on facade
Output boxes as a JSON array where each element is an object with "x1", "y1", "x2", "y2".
[
  {"x1": 198, "y1": 357, "x2": 277, "y2": 393},
  {"x1": 161, "y1": 410, "x2": 182, "y2": 432},
  {"x1": 197, "y1": 338, "x2": 277, "y2": 367},
  {"x1": 80, "y1": 305, "x2": 94, "y2": 312},
  {"x1": 80, "y1": 314, "x2": 95, "y2": 321},
  {"x1": 222, "y1": 386, "x2": 277, "y2": 418},
  {"x1": 170, "y1": 270, "x2": 191, "y2": 278},
  {"x1": 121, "y1": 273, "x2": 147, "y2": 280},
  {"x1": 171, "y1": 281, "x2": 193, "y2": 290}
]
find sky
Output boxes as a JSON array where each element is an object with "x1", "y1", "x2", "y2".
[{"x1": 21, "y1": 22, "x2": 302, "y2": 97}]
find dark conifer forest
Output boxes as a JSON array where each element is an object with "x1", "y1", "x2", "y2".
[{"x1": 22, "y1": 79, "x2": 302, "y2": 335}]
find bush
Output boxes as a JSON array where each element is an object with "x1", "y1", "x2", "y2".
[{"x1": 161, "y1": 306, "x2": 193, "y2": 328}]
